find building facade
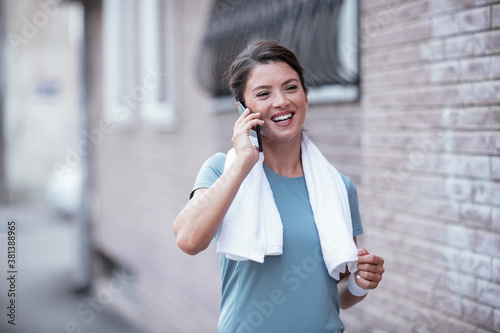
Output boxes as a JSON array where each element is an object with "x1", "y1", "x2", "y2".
[{"x1": 84, "y1": 0, "x2": 500, "y2": 332}]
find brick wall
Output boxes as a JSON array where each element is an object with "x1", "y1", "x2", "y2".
[
  {"x1": 338, "y1": 1, "x2": 500, "y2": 332},
  {"x1": 89, "y1": 0, "x2": 500, "y2": 332},
  {"x1": 90, "y1": 0, "x2": 221, "y2": 332}
]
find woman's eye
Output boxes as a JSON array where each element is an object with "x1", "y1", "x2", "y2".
[
  {"x1": 256, "y1": 92, "x2": 269, "y2": 97},
  {"x1": 286, "y1": 85, "x2": 298, "y2": 91}
]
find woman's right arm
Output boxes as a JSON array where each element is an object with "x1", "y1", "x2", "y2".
[
  {"x1": 173, "y1": 108, "x2": 263, "y2": 255},
  {"x1": 173, "y1": 157, "x2": 252, "y2": 255}
]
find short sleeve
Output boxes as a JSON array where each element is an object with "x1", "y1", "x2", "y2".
[
  {"x1": 189, "y1": 153, "x2": 227, "y2": 199},
  {"x1": 340, "y1": 174, "x2": 364, "y2": 237}
]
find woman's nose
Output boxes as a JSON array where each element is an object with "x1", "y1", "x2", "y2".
[{"x1": 272, "y1": 92, "x2": 289, "y2": 108}]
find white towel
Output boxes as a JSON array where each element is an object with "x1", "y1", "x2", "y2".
[{"x1": 218, "y1": 135, "x2": 358, "y2": 280}]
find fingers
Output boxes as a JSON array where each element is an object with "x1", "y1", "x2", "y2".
[
  {"x1": 356, "y1": 270, "x2": 382, "y2": 282},
  {"x1": 235, "y1": 106, "x2": 251, "y2": 123},
  {"x1": 239, "y1": 107, "x2": 263, "y2": 123},
  {"x1": 244, "y1": 113, "x2": 264, "y2": 128},
  {"x1": 355, "y1": 248, "x2": 385, "y2": 290},
  {"x1": 357, "y1": 261, "x2": 385, "y2": 275},
  {"x1": 355, "y1": 272, "x2": 381, "y2": 290},
  {"x1": 231, "y1": 107, "x2": 264, "y2": 161},
  {"x1": 233, "y1": 110, "x2": 264, "y2": 142},
  {"x1": 236, "y1": 107, "x2": 257, "y2": 123},
  {"x1": 358, "y1": 248, "x2": 369, "y2": 256},
  {"x1": 356, "y1": 254, "x2": 384, "y2": 265},
  {"x1": 243, "y1": 116, "x2": 264, "y2": 131},
  {"x1": 354, "y1": 265, "x2": 384, "y2": 290}
]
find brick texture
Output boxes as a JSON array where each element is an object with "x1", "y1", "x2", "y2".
[
  {"x1": 457, "y1": 6, "x2": 491, "y2": 32},
  {"x1": 89, "y1": 1, "x2": 221, "y2": 332},
  {"x1": 88, "y1": 0, "x2": 500, "y2": 332},
  {"x1": 494, "y1": 4, "x2": 500, "y2": 28},
  {"x1": 346, "y1": 1, "x2": 500, "y2": 332}
]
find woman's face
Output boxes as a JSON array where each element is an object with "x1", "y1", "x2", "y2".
[{"x1": 242, "y1": 61, "x2": 308, "y2": 143}]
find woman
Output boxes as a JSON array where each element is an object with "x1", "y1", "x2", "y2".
[{"x1": 173, "y1": 41, "x2": 384, "y2": 333}]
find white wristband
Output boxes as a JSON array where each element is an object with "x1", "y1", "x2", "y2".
[{"x1": 348, "y1": 273, "x2": 369, "y2": 297}]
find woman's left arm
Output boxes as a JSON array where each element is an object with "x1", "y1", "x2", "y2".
[{"x1": 338, "y1": 244, "x2": 385, "y2": 309}]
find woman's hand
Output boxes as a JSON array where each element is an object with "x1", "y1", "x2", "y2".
[
  {"x1": 355, "y1": 248, "x2": 385, "y2": 290},
  {"x1": 338, "y1": 247, "x2": 384, "y2": 309},
  {"x1": 173, "y1": 106, "x2": 264, "y2": 255},
  {"x1": 231, "y1": 106, "x2": 264, "y2": 169}
]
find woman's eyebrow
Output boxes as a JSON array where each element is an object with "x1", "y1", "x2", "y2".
[
  {"x1": 251, "y1": 78, "x2": 299, "y2": 93},
  {"x1": 251, "y1": 84, "x2": 271, "y2": 93},
  {"x1": 282, "y1": 78, "x2": 299, "y2": 86}
]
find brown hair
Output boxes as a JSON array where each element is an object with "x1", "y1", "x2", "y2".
[{"x1": 228, "y1": 40, "x2": 307, "y2": 104}]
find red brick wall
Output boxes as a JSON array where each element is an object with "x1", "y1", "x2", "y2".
[{"x1": 89, "y1": 0, "x2": 500, "y2": 332}]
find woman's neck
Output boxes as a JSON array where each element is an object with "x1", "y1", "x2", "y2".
[{"x1": 262, "y1": 133, "x2": 303, "y2": 177}]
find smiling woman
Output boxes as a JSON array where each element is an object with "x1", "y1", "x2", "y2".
[
  {"x1": 238, "y1": 61, "x2": 307, "y2": 177},
  {"x1": 173, "y1": 41, "x2": 384, "y2": 333}
]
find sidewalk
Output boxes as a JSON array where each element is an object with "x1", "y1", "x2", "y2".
[{"x1": 0, "y1": 202, "x2": 143, "y2": 333}]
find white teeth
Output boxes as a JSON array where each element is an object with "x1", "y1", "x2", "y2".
[{"x1": 272, "y1": 113, "x2": 292, "y2": 122}]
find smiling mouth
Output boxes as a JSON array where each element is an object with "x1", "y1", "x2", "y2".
[{"x1": 271, "y1": 113, "x2": 294, "y2": 123}]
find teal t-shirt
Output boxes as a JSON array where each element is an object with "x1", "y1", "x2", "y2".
[{"x1": 191, "y1": 153, "x2": 364, "y2": 333}]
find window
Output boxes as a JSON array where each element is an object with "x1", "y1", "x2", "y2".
[
  {"x1": 102, "y1": 0, "x2": 176, "y2": 129},
  {"x1": 139, "y1": 0, "x2": 176, "y2": 130},
  {"x1": 198, "y1": 0, "x2": 359, "y2": 110},
  {"x1": 102, "y1": 0, "x2": 136, "y2": 127}
]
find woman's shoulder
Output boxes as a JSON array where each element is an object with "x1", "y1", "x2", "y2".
[
  {"x1": 190, "y1": 153, "x2": 228, "y2": 198},
  {"x1": 339, "y1": 173, "x2": 357, "y2": 196},
  {"x1": 211, "y1": 152, "x2": 227, "y2": 162},
  {"x1": 200, "y1": 152, "x2": 227, "y2": 176},
  {"x1": 205, "y1": 152, "x2": 227, "y2": 168}
]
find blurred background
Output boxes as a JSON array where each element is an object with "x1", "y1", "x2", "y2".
[{"x1": 0, "y1": 0, "x2": 499, "y2": 332}]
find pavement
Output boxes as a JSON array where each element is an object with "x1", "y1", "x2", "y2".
[{"x1": 0, "y1": 202, "x2": 144, "y2": 333}]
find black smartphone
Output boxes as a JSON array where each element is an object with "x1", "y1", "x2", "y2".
[{"x1": 237, "y1": 101, "x2": 263, "y2": 152}]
